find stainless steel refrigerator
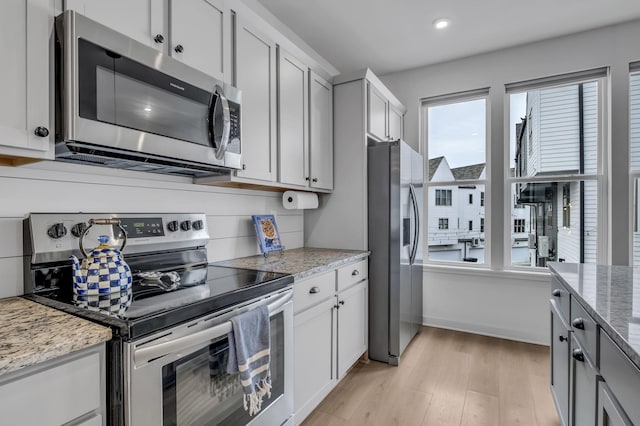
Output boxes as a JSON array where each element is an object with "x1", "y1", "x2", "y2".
[{"x1": 367, "y1": 140, "x2": 423, "y2": 365}]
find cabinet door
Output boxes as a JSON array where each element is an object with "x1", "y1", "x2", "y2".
[
  {"x1": 551, "y1": 300, "x2": 571, "y2": 426},
  {"x1": 278, "y1": 49, "x2": 309, "y2": 187},
  {"x1": 309, "y1": 71, "x2": 334, "y2": 190},
  {"x1": 367, "y1": 82, "x2": 388, "y2": 141},
  {"x1": 337, "y1": 280, "x2": 368, "y2": 379},
  {"x1": 0, "y1": 0, "x2": 53, "y2": 163},
  {"x1": 169, "y1": 0, "x2": 227, "y2": 81},
  {"x1": 570, "y1": 336, "x2": 597, "y2": 426},
  {"x1": 598, "y1": 382, "x2": 632, "y2": 426},
  {"x1": 234, "y1": 15, "x2": 277, "y2": 181},
  {"x1": 294, "y1": 298, "x2": 335, "y2": 423},
  {"x1": 65, "y1": 0, "x2": 164, "y2": 50},
  {"x1": 388, "y1": 104, "x2": 403, "y2": 141}
]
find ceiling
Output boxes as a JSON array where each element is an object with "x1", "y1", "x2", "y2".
[{"x1": 256, "y1": 0, "x2": 640, "y2": 75}]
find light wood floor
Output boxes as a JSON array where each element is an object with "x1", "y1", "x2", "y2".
[{"x1": 302, "y1": 326, "x2": 560, "y2": 426}]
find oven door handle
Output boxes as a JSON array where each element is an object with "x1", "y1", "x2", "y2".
[{"x1": 134, "y1": 291, "x2": 292, "y2": 365}]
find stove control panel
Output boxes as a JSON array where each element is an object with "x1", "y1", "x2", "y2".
[{"x1": 26, "y1": 213, "x2": 210, "y2": 264}]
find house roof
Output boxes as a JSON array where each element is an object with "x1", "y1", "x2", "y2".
[
  {"x1": 428, "y1": 156, "x2": 444, "y2": 180},
  {"x1": 451, "y1": 163, "x2": 485, "y2": 180}
]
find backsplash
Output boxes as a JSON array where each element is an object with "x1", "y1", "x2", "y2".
[{"x1": 0, "y1": 161, "x2": 303, "y2": 298}]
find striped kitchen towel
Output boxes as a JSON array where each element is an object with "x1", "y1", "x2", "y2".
[{"x1": 226, "y1": 305, "x2": 272, "y2": 416}]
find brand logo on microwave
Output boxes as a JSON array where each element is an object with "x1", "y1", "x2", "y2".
[{"x1": 169, "y1": 82, "x2": 185, "y2": 91}]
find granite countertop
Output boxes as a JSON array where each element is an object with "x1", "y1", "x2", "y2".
[
  {"x1": 213, "y1": 247, "x2": 370, "y2": 280},
  {"x1": 549, "y1": 262, "x2": 640, "y2": 370},
  {"x1": 0, "y1": 297, "x2": 112, "y2": 376}
]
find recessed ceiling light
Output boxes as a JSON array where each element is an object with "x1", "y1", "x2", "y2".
[
  {"x1": 433, "y1": 18, "x2": 451, "y2": 30},
  {"x1": 143, "y1": 106, "x2": 152, "y2": 112}
]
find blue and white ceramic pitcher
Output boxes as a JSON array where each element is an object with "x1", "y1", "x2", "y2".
[{"x1": 71, "y1": 218, "x2": 132, "y2": 296}]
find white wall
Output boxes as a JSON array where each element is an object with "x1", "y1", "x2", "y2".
[
  {"x1": 0, "y1": 161, "x2": 303, "y2": 298},
  {"x1": 380, "y1": 19, "x2": 640, "y2": 343}
]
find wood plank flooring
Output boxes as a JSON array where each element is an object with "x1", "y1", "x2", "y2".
[{"x1": 302, "y1": 326, "x2": 560, "y2": 426}]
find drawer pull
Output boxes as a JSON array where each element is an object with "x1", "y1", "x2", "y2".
[
  {"x1": 572, "y1": 349, "x2": 585, "y2": 362},
  {"x1": 309, "y1": 286, "x2": 320, "y2": 294},
  {"x1": 352, "y1": 270, "x2": 360, "y2": 276},
  {"x1": 572, "y1": 317, "x2": 585, "y2": 330},
  {"x1": 552, "y1": 289, "x2": 562, "y2": 297},
  {"x1": 559, "y1": 335, "x2": 567, "y2": 342}
]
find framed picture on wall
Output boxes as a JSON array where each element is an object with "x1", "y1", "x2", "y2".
[{"x1": 252, "y1": 214, "x2": 284, "y2": 254}]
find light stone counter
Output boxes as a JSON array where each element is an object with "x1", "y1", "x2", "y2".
[
  {"x1": 213, "y1": 247, "x2": 370, "y2": 280},
  {"x1": 549, "y1": 262, "x2": 640, "y2": 370},
  {"x1": 0, "y1": 297, "x2": 112, "y2": 376}
]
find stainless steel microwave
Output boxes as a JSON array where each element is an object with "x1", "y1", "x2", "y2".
[{"x1": 54, "y1": 11, "x2": 241, "y2": 176}]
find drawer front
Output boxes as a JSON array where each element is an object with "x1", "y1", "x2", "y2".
[
  {"x1": 551, "y1": 276, "x2": 571, "y2": 321},
  {"x1": 294, "y1": 270, "x2": 336, "y2": 313},
  {"x1": 570, "y1": 298, "x2": 598, "y2": 366},
  {"x1": 600, "y1": 331, "x2": 640, "y2": 425},
  {"x1": 0, "y1": 349, "x2": 102, "y2": 426},
  {"x1": 337, "y1": 259, "x2": 368, "y2": 292}
]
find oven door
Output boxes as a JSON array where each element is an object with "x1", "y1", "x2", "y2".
[{"x1": 125, "y1": 289, "x2": 293, "y2": 426}]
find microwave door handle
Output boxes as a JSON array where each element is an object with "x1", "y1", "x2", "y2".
[
  {"x1": 134, "y1": 291, "x2": 292, "y2": 365},
  {"x1": 209, "y1": 85, "x2": 231, "y2": 160}
]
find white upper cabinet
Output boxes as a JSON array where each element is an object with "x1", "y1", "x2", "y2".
[
  {"x1": 278, "y1": 49, "x2": 309, "y2": 187},
  {"x1": 367, "y1": 83, "x2": 388, "y2": 141},
  {"x1": 388, "y1": 103, "x2": 403, "y2": 141},
  {"x1": 309, "y1": 71, "x2": 334, "y2": 191},
  {"x1": 0, "y1": 0, "x2": 54, "y2": 165},
  {"x1": 234, "y1": 14, "x2": 277, "y2": 182},
  {"x1": 169, "y1": 0, "x2": 228, "y2": 81},
  {"x1": 65, "y1": 0, "x2": 164, "y2": 50},
  {"x1": 64, "y1": 0, "x2": 229, "y2": 81}
]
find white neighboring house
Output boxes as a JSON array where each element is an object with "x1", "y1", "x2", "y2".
[{"x1": 515, "y1": 82, "x2": 598, "y2": 265}]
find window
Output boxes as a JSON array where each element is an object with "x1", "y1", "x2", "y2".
[
  {"x1": 435, "y1": 189, "x2": 452, "y2": 206},
  {"x1": 425, "y1": 92, "x2": 487, "y2": 264},
  {"x1": 438, "y1": 218, "x2": 449, "y2": 229},
  {"x1": 508, "y1": 70, "x2": 604, "y2": 267},
  {"x1": 480, "y1": 218, "x2": 485, "y2": 232}
]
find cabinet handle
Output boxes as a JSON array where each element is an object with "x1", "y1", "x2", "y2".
[
  {"x1": 312, "y1": 178, "x2": 318, "y2": 183},
  {"x1": 572, "y1": 318, "x2": 585, "y2": 330},
  {"x1": 339, "y1": 300, "x2": 345, "y2": 306},
  {"x1": 34, "y1": 126, "x2": 49, "y2": 137},
  {"x1": 572, "y1": 349, "x2": 585, "y2": 362},
  {"x1": 551, "y1": 289, "x2": 562, "y2": 297},
  {"x1": 309, "y1": 286, "x2": 320, "y2": 294},
  {"x1": 559, "y1": 335, "x2": 567, "y2": 342},
  {"x1": 305, "y1": 177, "x2": 310, "y2": 181},
  {"x1": 154, "y1": 34, "x2": 165, "y2": 44},
  {"x1": 174, "y1": 44, "x2": 184, "y2": 53},
  {"x1": 242, "y1": 164, "x2": 246, "y2": 170},
  {"x1": 352, "y1": 270, "x2": 359, "y2": 276}
]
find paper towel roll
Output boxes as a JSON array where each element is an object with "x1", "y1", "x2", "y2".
[{"x1": 282, "y1": 191, "x2": 319, "y2": 209}]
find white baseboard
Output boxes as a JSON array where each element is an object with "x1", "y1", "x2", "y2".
[{"x1": 422, "y1": 316, "x2": 548, "y2": 346}]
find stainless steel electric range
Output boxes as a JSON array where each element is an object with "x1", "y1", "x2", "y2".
[{"x1": 23, "y1": 213, "x2": 294, "y2": 426}]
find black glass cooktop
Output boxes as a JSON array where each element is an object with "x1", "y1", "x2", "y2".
[{"x1": 25, "y1": 265, "x2": 293, "y2": 340}]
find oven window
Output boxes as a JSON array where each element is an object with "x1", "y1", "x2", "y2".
[
  {"x1": 161, "y1": 313, "x2": 285, "y2": 426},
  {"x1": 78, "y1": 38, "x2": 212, "y2": 147}
]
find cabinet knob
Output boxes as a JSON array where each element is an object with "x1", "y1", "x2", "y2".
[
  {"x1": 242, "y1": 164, "x2": 246, "y2": 170},
  {"x1": 174, "y1": 44, "x2": 184, "y2": 53},
  {"x1": 572, "y1": 349, "x2": 585, "y2": 362},
  {"x1": 559, "y1": 335, "x2": 567, "y2": 342},
  {"x1": 309, "y1": 286, "x2": 320, "y2": 294},
  {"x1": 305, "y1": 177, "x2": 310, "y2": 181},
  {"x1": 312, "y1": 178, "x2": 318, "y2": 183},
  {"x1": 34, "y1": 126, "x2": 49, "y2": 137},
  {"x1": 352, "y1": 269, "x2": 359, "y2": 276},
  {"x1": 339, "y1": 300, "x2": 345, "y2": 306},
  {"x1": 154, "y1": 34, "x2": 165, "y2": 44},
  {"x1": 572, "y1": 318, "x2": 585, "y2": 330},
  {"x1": 551, "y1": 289, "x2": 562, "y2": 297}
]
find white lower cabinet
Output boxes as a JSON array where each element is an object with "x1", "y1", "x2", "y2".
[
  {"x1": 293, "y1": 259, "x2": 369, "y2": 425},
  {"x1": 0, "y1": 344, "x2": 105, "y2": 426}
]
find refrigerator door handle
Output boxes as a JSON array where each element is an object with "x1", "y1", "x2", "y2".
[{"x1": 409, "y1": 183, "x2": 420, "y2": 264}]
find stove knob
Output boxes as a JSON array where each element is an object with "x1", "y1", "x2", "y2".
[
  {"x1": 167, "y1": 220, "x2": 179, "y2": 232},
  {"x1": 180, "y1": 220, "x2": 192, "y2": 231},
  {"x1": 70, "y1": 222, "x2": 88, "y2": 238},
  {"x1": 47, "y1": 223, "x2": 67, "y2": 239},
  {"x1": 192, "y1": 219, "x2": 204, "y2": 231}
]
